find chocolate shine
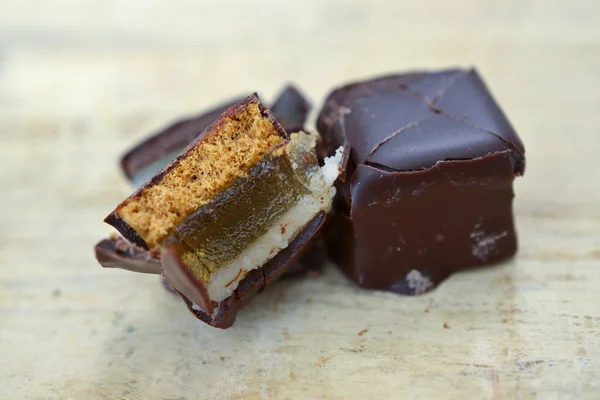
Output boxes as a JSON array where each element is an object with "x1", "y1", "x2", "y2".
[{"x1": 317, "y1": 68, "x2": 525, "y2": 294}]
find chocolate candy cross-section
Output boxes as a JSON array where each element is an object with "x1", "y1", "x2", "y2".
[
  {"x1": 97, "y1": 93, "x2": 342, "y2": 328},
  {"x1": 317, "y1": 68, "x2": 525, "y2": 294}
]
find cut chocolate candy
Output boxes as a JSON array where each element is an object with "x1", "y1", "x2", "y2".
[
  {"x1": 98, "y1": 93, "x2": 342, "y2": 328},
  {"x1": 121, "y1": 85, "x2": 311, "y2": 188},
  {"x1": 317, "y1": 68, "x2": 525, "y2": 294},
  {"x1": 116, "y1": 84, "x2": 323, "y2": 280},
  {"x1": 99, "y1": 85, "x2": 320, "y2": 303}
]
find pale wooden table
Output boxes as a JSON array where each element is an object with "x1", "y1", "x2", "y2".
[{"x1": 1, "y1": 1, "x2": 599, "y2": 399}]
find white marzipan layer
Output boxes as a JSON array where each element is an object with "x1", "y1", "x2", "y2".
[{"x1": 205, "y1": 146, "x2": 343, "y2": 305}]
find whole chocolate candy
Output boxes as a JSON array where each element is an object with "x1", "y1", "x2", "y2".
[{"x1": 317, "y1": 68, "x2": 525, "y2": 294}]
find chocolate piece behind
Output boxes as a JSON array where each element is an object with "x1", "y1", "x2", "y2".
[
  {"x1": 121, "y1": 85, "x2": 311, "y2": 186},
  {"x1": 121, "y1": 99, "x2": 243, "y2": 186},
  {"x1": 270, "y1": 85, "x2": 311, "y2": 135},
  {"x1": 317, "y1": 68, "x2": 525, "y2": 294}
]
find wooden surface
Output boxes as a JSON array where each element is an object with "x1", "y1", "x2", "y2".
[{"x1": 1, "y1": 1, "x2": 600, "y2": 399}]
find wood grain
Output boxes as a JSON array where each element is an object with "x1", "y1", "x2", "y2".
[{"x1": 1, "y1": 1, "x2": 599, "y2": 399}]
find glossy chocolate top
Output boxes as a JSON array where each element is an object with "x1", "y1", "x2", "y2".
[
  {"x1": 317, "y1": 68, "x2": 525, "y2": 177},
  {"x1": 318, "y1": 68, "x2": 525, "y2": 295},
  {"x1": 270, "y1": 85, "x2": 311, "y2": 134}
]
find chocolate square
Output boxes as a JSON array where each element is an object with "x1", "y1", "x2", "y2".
[{"x1": 317, "y1": 68, "x2": 525, "y2": 294}]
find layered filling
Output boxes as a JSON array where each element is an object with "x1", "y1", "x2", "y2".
[
  {"x1": 165, "y1": 132, "x2": 342, "y2": 303},
  {"x1": 113, "y1": 97, "x2": 342, "y2": 309},
  {"x1": 113, "y1": 99, "x2": 342, "y2": 311},
  {"x1": 116, "y1": 102, "x2": 285, "y2": 250}
]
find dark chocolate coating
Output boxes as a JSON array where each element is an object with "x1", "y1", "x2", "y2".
[
  {"x1": 318, "y1": 69, "x2": 524, "y2": 175},
  {"x1": 270, "y1": 85, "x2": 311, "y2": 134},
  {"x1": 173, "y1": 212, "x2": 328, "y2": 329},
  {"x1": 161, "y1": 247, "x2": 213, "y2": 314},
  {"x1": 317, "y1": 68, "x2": 525, "y2": 294},
  {"x1": 283, "y1": 237, "x2": 327, "y2": 277},
  {"x1": 120, "y1": 85, "x2": 311, "y2": 182},
  {"x1": 103, "y1": 212, "x2": 148, "y2": 249},
  {"x1": 95, "y1": 236, "x2": 160, "y2": 274}
]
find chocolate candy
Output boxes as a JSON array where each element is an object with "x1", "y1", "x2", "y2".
[
  {"x1": 106, "y1": 84, "x2": 324, "y2": 282},
  {"x1": 317, "y1": 68, "x2": 525, "y2": 294},
  {"x1": 97, "y1": 94, "x2": 341, "y2": 328}
]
